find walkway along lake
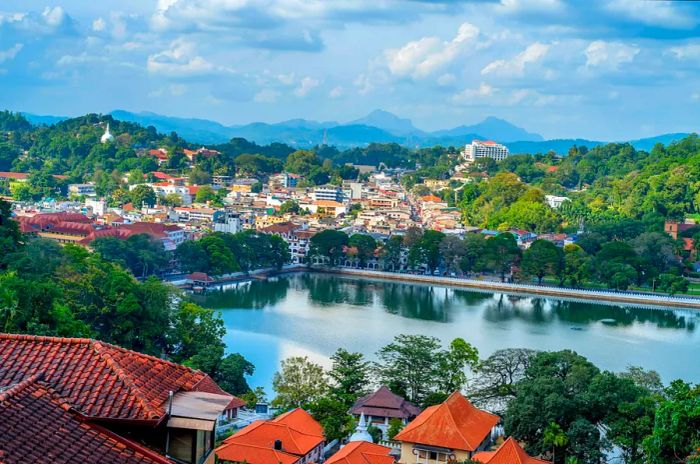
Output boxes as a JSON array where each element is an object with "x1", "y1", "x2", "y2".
[{"x1": 193, "y1": 273, "x2": 700, "y2": 393}]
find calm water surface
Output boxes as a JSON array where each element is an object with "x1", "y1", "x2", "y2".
[{"x1": 194, "y1": 273, "x2": 700, "y2": 392}]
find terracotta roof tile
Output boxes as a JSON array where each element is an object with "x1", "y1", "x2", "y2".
[
  {"x1": 473, "y1": 437, "x2": 549, "y2": 464},
  {"x1": 0, "y1": 375, "x2": 171, "y2": 464},
  {"x1": 0, "y1": 333, "x2": 242, "y2": 422},
  {"x1": 394, "y1": 391, "x2": 499, "y2": 452},
  {"x1": 326, "y1": 441, "x2": 395, "y2": 464},
  {"x1": 350, "y1": 386, "x2": 421, "y2": 420}
]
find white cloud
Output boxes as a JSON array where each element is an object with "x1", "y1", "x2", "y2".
[
  {"x1": 584, "y1": 40, "x2": 639, "y2": 69},
  {"x1": 354, "y1": 73, "x2": 373, "y2": 95},
  {"x1": 498, "y1": 0, "x2": 564, "y2": 14},
  {"x1": 692, "y1": 92, "x2": 700, "y2": 102},
  {"x1": 0, "y1": 43, "x2": 23, "y2": 63},
  {"x1": 329, "y1": 86, "x2": 343, "y2": 98},
  {"x1": 605, "y1": 0, "x2": 697, "y2": 29},
  {"x1": 669, "y1": 43, "x2": 700, "y2": 60},
  {"x1": 254, "y1": 88, "x2": 281, "y2": 103},
  {"x1": 437, "y1": 73, "x2": 456, "y2": 86},
  {"x1": 385, "y1": 22, "x2": 480, "y2": 79},
  {"x1": 92, "y1": 17, "x2": 106, "y2": 32},
  {"x1": 277, "y1": 72, "x2": 296, "y2": 85},
  {"x1": 451, "y1": 83, "x2": 494, "y2": 104},
  {"x1": 147, "y1": 38, "x2": 216, "y2": 76},
  {"x1": 481, "y1": 42, "x2": 549, "y2": 76},
  {"x1": 293, "y1": 76, "x2": 320, "y2": 97}
]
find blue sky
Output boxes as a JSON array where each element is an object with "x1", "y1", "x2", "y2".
[{"x1": 0, "y1": 0, "x2": 699, "y2": 140}]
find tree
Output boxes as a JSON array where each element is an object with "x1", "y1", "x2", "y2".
[
  {"x1": 408, "y1": 230, "x2": 445, "y2": 272},
  {"x1": 643, "y1": 380, "x2": 700, "y2": 464},
  {"x1": 161, "y1": 192, "x2": 183, "y2": 207},
  {"x1": 439, "y1": 235, "x2": 467, "y2": 273},
  {"x1": 485, "y1": 233, "x2": 520, "y2": 282},
  {"x1": 0, "y1": 199, "x2": 23, "y2": 268},
  {"x1": 309, "y1": 230, "x2": 349, "y2": 266},
  {"x1": 328, "y1": 349, "x2": 371, "y2": 407},
  {"x1": 175, "y1": 240, "x2": 209, "y2": 274},
  {"x1": 470, "y1": 348, "x2": 536, "y2": 414},
  {"x1": 307, "y1": 395, "x2": 355, "y2": 441},
  {"x1": 216, "y1": 353, "x2": 255, "y2": 395},
  {"x1": 543, "y1": 422, "x2": 568, "y2": 464},
  {"x1": 387, "y1": 418, "x2": 404, "y2": 440},
  {"x1": 279, "y1": 200, "x2": 300, "y2": 214},
  {"x1": 195, "y1": 185, "x2": 217, "y2": 204},
  {"x1": 656, "y1": 273, "x2": 689, "y2": 295},
  {"x1": 504, "y1": 350, "x2": 604, "y2": 464},
  {"x1": 435, "y1": 338, "x2": 479, "y2": 393},
  {"x1": 562, "y1": 244, "x2": 589, "y2": 287},
  {"x1": 374, "y1": 334, "x2": 442, "y2": 404},
  {"x1": 348, "y1": 234, "x2": 377, "y2": 267},
  {"x1": 130, "y1": 184, "x2": 157, "y2": 207},
  {"x1": 240, "y1": 386, "x2": 267, "y2": 409},
  {"x1": 272, "y1": 356, "x2": 329, "y2": 410},
  {"x1": 520, "y1": 239, "x2": 563, "y2": 285},
  {"x1": 381, "y1": 235, "x2": 404, "y2": 271}
]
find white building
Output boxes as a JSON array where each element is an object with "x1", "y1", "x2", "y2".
[
  {"x1": 545, "y1": 195, "x2": 570, "y2": 209},
  {"x1": 69, "y1": 183, "x2": 97, "y2": 197},
  {"x1": 212, "y1": 210, "x2": 242, "y2": 234},
  {"x1": 313, "y1": 186, "x2": 344, "y2": 203},
  {"x1": 100, "y1": 123, "x2": 115, "y2": 144},
  {"x1": 462, "y1": 140, "x2": 509, "y2": 163}
]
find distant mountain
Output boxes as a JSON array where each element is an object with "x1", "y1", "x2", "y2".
[
  {"x1": 435, "y1": 116, "x2": 543, "y2": 142},
  {"x1": 505, "y1": 133, "x2": 693, "y2": 155},
  {"x1": 349, "y1": 109, "x2": 423, "y2": 136},
  {"x1": 110, "y1": 110, "x2": 236, "y2": 144},
  {"x1": 20, "y1": 109, "x2": 694, "y2": 155},
  {"x1": 22, "y1": 113, "x2": 68, "y2": 126}
]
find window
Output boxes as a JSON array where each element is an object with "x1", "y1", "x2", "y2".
[{"x1": 429, "y1": 451, "x2": 438, "y2": 461}]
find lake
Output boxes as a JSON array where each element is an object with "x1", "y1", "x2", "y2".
[{"x1": 194, "y1": 273, "x2": 700, "y2": 393}]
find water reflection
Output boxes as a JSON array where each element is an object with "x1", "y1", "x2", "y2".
[{"x1": 197, "y1": 273, "x2": 697, "y2": 332}]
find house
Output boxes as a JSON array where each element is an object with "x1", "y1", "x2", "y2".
[
  {"x1": 393, "y1": 391, "x2": 500, "y2": 463},
  {"x1": 216, "y1": 408, "x2": 325, "y2": 464},
  {"x1": 326, "y1": 441, "x2": 396, "y2": 464},
  {"x1": 0, "y1": 333, "x2": 245, "y2": 464},
  {"x1": 349, "y1": 386, "x2": 422, "y2": 439},
  {"x1": 473, "y1": 437, "x2": 549, "y2": 464},
  {"x1": 664, "y1": 220, "x2": 697, "y2": 240}
]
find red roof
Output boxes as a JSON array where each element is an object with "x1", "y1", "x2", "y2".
[
  {"x1": 151, "y1": 171, "x2": 174, "y2": 180},
  {"x1": 261, "y1": 221, "x2": 298, "y2": 235},
  {"x1": 350, "y1": 385, "x2": 422, "y2": 420},
  {"x1": 0, "y1": 333, "x2": 241, "y2": 422},
  {"x1": 0, "y1": 375, "x2": 171, "y2": 464},
  {"x1": 326, "y1": 441, "x2": 395, "y2": 464},
  {"x1": 217, "y1": 408, "x2": 324, "y2": 463},
  {"x1": 473, "y1": 437, "x2": 549, "y2": 464},
  {"x1": 0, "y1": 171, "x2": 29, "y2": 180},
  {"x1": 394, "y1": 391, "x2": 499, "y2": 452}
]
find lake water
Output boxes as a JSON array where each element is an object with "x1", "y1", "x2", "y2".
[{"x1": 194, "y1": 273, "x2": 700, "y2": 393}]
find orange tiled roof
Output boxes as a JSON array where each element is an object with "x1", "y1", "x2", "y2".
[
  {"x1": 315, "y1": 200, "x2": 343, "y2": 207},
  {"x1": 0, "y1": 333, "x2": 241, "y2": 422},
  {"x1": 216, "y1": 442, "x2": 300, "y2": 464},
  {"x1": 0, "y1": 375, "x2": 172, "y2": 464},
  {"x1": 473, "y1": 437, "x2": 549, "y2": 464},
  {"x1": 420, "y1": 195, "x2": 443, "y2": 203},
  {"x1": 394, "y1": 391, "x2": 499, "y2": 452},
  {"x1": 326, "y1": 441, "x2": 395, "y2": 464},
  {"x1": 217, "y1": 408, "x2": 324, "y2": 462}
]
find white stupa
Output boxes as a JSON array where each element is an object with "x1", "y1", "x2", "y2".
[
  {"x1": 348, "y1": 413, "x2": 373, "y2": 443},
  {"x1": 101, "y1": 123, "x2": 115, "y2": 144}
]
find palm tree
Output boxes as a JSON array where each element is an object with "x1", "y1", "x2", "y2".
[{"x1": 543, "y1": 422, "x2": 568, "y2": 464}]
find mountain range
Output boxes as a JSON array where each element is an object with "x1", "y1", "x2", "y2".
[{"x1": 22, "y1": 109, "x2": 692, "y2": 155}]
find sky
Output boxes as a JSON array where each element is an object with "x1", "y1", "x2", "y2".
[{"x1": 1, "y1": 0, "x2": 700, "y2": 141}]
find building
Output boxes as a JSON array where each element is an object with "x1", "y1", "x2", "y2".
[
  {"x1": 216, "y1": 408, "x2": 325, "y2": 464},
  {"x1": 544, "y1": 195, "x2": 570, "y2": 209},
  {"x1": 101, "y1": 123, "x2": 115, "y2": 143},
  {"x1": 0, "y1": 333, "x2": 244, "y2": 464},
  {"x1": 313, "y1": 185, "x2": 344, "y2": 203},
  {"x1": 213, "y1": 209, "x2": 242, "y2": 234},
  {"x1": 473, "y1": 437, "x2": 549, "y2": 464},
  {"x1": 664, "y1": 220, "x2": 697, "y2": 240},
  {"x1": 326, "y1": 441, "x2": 395, "y2": 464},
  {"x1": 350, "y1": 386, "x2": 422, "y2": 439},
  {"x1": 68, "y1": 183, "x2": 97, "y2": 197},
  {"x1": 394, "y1": 391, "x2": 500, "y2": 463},
  {"x1": 462, "y1": 140, "x2": 509, "y2": 163}
]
